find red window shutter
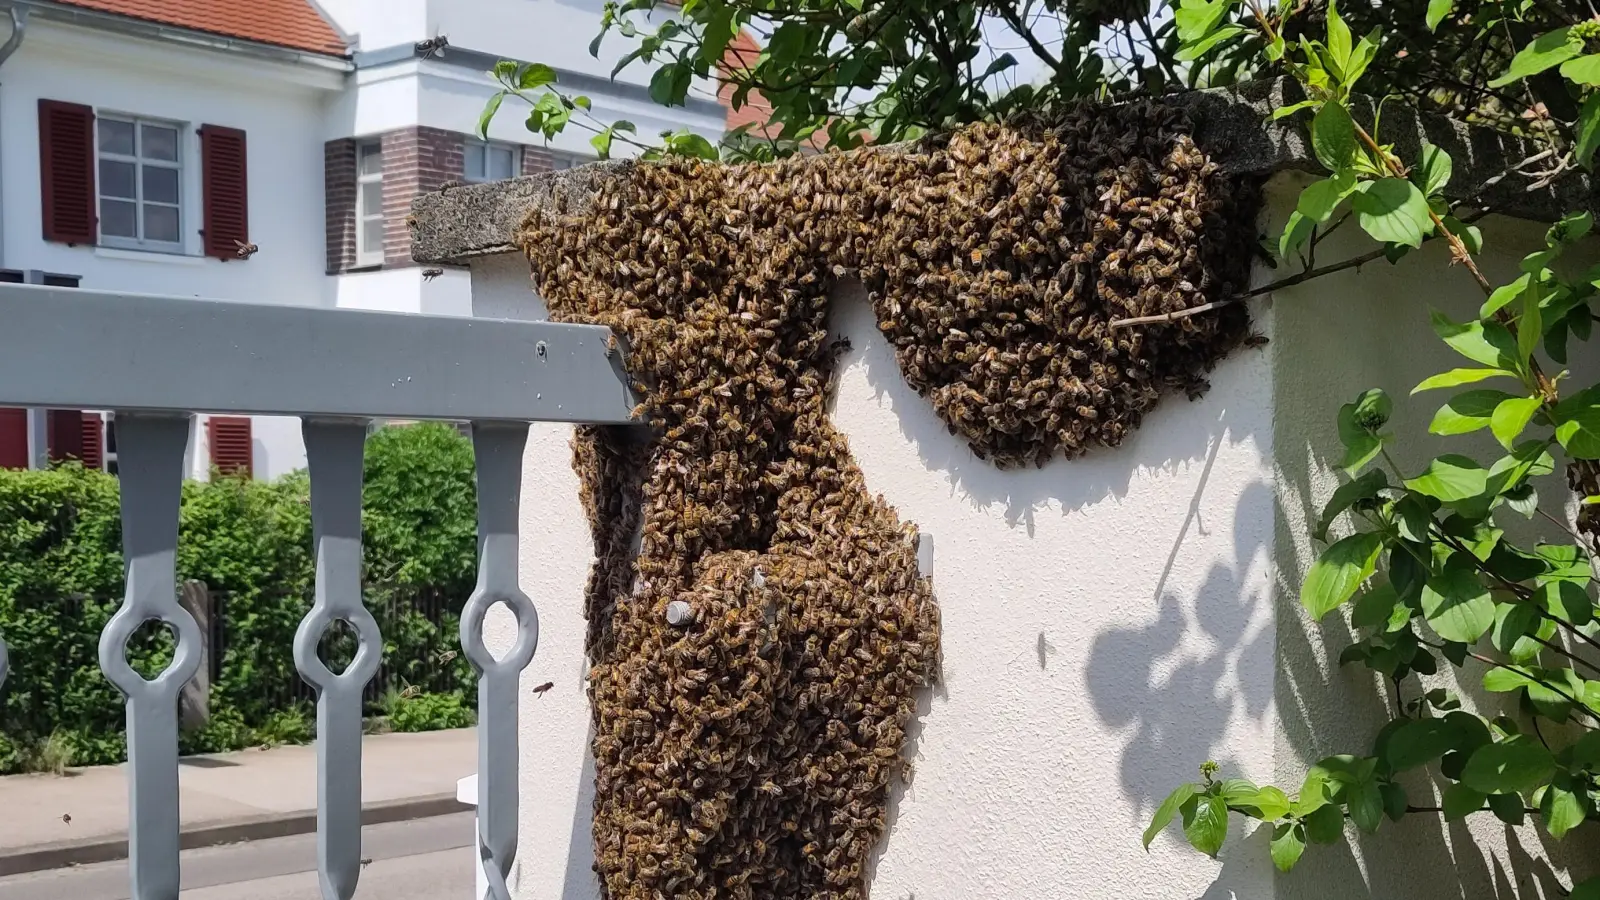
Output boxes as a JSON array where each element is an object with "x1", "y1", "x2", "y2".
[
  {"x1": 200, "y1": 125, "x2": 249, "y2": 259},
  {"x1": 207, "y1": 416, "x2": 253, "y2": 478},
  {"x1": 0, "y1": 408, "x2": 28, "y2": 469},
  {"x1": 46, "y1": 409, "x2": 84, "y2": 463},
  {"x1": 39, "y1": 100, "x2": 96, "y2": 245},
  {"x1": 80, "y1": 413, "x2": 104, "y2": 470}
]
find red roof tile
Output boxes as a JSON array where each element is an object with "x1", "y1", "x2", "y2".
[{"x1": 52, "y1": 0, "x2": 347, "y2": 57}]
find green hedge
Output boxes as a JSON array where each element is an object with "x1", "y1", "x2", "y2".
[{"x1": 0, "y1": 422, "x2": 481, "y2": 772}]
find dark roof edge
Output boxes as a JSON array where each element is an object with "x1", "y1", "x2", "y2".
[{"x1": 411, "y1": 77, "x2": 1596, "y2": 266}]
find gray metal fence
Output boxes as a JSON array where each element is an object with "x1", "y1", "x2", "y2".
[{"x1": 0, "y1": 283, "x2": 636, "y2": 900}]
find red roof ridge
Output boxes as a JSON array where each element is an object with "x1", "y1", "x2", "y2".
[{"x1": 49, "y1": 0, "x2": 348, "y2": 57}]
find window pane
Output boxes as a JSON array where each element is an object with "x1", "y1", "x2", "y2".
[
  {"x1": 144, "y1": 204, "x2": 179, "y2": 243},
  {"x1": 99, "y1": 160, "x2": 136, "y2": 199},
  {"x1": 101, "y1": 199, "x2": 136, "y2": 237},
  {"x1": 463, "y1": 148, "x2": 485, "y2": 182},
  {"x1": 360, "y1": 182, "x2": 383, "y2": 217},
  {"x1": 99, "y1": 119, "x2": 134, "y2": 156},
  {"x1": 358, "y1": 143, "x2": 383, "y2": 177},
  {"x1": 490, "y1": 147, "x2": 514, "y2": 180},
  {"x1": 361, "y1": 219, "x2": 384, "y2": 255},
  {"x1": 143, "y1": 166, "x2": 179, "y2": 204},
  {"x1": 141, "y1": 124, "x2": 178, "y2": 162}
]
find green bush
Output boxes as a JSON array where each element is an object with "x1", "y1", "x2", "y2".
[
  {"x1": 0, "y1": 423, "x2": 481, "y2": 773},
  {"x1": 388, "y1": 691, "x2": 476, "y2": 733}
]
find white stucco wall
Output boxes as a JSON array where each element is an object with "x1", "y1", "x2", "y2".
[{"x1": 471, "y1": 171, "x2": 1600, "y2": 899}]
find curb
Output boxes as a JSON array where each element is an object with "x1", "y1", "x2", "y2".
[{"x1": 0, "y1": 792, "x2": 470, "y2": 877}]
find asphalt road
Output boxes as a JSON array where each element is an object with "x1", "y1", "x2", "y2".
[{"x1": 0, "y1": 813, "x2": 476, "y2": 900}]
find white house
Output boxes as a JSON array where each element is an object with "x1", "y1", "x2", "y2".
[{"x1": 0, "y1": 0, "x2": 728, "y2": 480}]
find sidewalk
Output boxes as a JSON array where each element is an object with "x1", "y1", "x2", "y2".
[{"x1": 0, "y1": 727, "x2": 476, "y2": 876}]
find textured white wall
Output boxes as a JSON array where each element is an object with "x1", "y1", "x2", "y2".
[
  {"x1": 471, "y1": 233, "x2": 1281, "y2": 897},
  {"x1": 473, "y1": 171, "x2": 1600, "y2": 900}
]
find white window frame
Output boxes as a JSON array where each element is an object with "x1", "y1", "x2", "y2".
[
  {"x1": 355, "y1": 140, "x2": 385, "y2": 267},
  {"x1": 547, "y1": 150, "x2": 588, "y2": 171},
  {"x1": 462, "y1": 138, "x2": 520, "y2": 183},
  {"x1": 96, "y1": 114, "x2": 184, "y2": 253}
]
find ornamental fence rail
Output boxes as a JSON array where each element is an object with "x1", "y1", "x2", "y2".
[{"x1": 0, "y1": 282, "x2": 638, "y2": 900}]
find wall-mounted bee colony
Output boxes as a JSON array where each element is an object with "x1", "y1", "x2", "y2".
[{"x1": 519, "y1": 97, "x2": 1262, "y2": 900}]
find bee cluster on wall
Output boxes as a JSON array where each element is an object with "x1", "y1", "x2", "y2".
[{"x1": 518, "y1": 97, "x2": 1261, "y2": 899}]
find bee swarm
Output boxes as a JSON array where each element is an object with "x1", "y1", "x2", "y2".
[{"x1": 519, "y1": 98, "x2": 1261, "y2": 900}]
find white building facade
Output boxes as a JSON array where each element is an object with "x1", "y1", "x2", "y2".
[{"x1": 0, "y1": 0, "x2": 726, "y2": 480}]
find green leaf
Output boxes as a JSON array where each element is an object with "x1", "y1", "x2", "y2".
[
  {"x1": 1271, "y1": 100, "x2": 1319, "y2": 120},
  {"x1": 1484, "y1": 667, "x2": 1535, "y2": 694},
  {"x1": 1143, "y1": 782, "x2": 1198, "y2": 849},
  {"x1": 1353, "y1": 178, "x2": 1433, "y2": 248},
  {"x1": 1315, "y1": 469, "x2": 1387, "y2": 541},
  {"x1": 573, "y1": 95, "x2": 591, "y2": 111},
  {"x1": 1303, "y1": 532, "x2": 1385, "y2": 619},
  {"x1": 1412, "y1": 368, "x2": 1511, "y2": 393},
  {"x1": 1294, "y1": 769, "x2": 1333, "y2": 816},
  {"x1": 1303, "y1": 802, "x2": 1345, "y2": 844},
  {"x1": 1561, "y1": 54, "x2": 1600, "y2": 86},
  {"x1": 1312, "y1": 104, "x2": 1359, "y2": 171},
  {"x1": 1176, "y1": 23, "x2": 1248, "y2": 61},
  {"x1": 1421, "y1": 558, "x2": 1495, "y2": 643},
  {"x1": 1353, "y1": 583, "x2": 1404, "y2": 630},
  {"x1": 1490, "y1": 27, "x2": 1581, "y2": 88},
  {"x1": 1279, "y1": 210, "x2": 1316, "y2": 260},
  {"x1": 1347, "y1": 778, "x2": 1383, "y2": 833},
  {"x1": 1425, "y1": 0, "x2": 1453, "y2": 30},
  {"x1": 477, "y1": 91, "x2": 505, "y2": 140},
  {"x1": 1337, "y1": 411, "x2": 1383, "y2": 473},
  {"x1": 1482, "y1": 274, "x2": 1532, "y2": 319},
  {"x1": 1487, "y1": 791, "x2": 1525, "y2": 825},
  {"x1": 1381, "y1": 781, "x2": 1408, "y2": 820},
  {"x1": 1415, "y1": 143, "x2": 1453, "y2": 197},
  {"x1": 1249, "y1": 786, "x2": 1293, "y2": 820},
  {"x1": 1493, "y1": 603, "x2": 1542, "y2": 657},
  {"x1": 1325, "y1": 0, "x2": 1352, "y2": 72},
  {"x1": 1578, "y1": 93, "x2": 1600, "y2": 170},
  {"x1": 1541, "y1": 778, "x2": 1586, "y2": 838},
  {"x1": 648, "y1": 63, "x2": 693, "y2": 107},
  {"x1": 1430, "y1": 310, "x2": 1517, "y2": 368},
  {"x1": 1182, "y1": 794, "x2": 1229, "y2": 858},
  {"x1": 1386, "y1": 718, "x2": 1461, "y2": 771},
  {"x1": 1405, "y1": 455, "x2": 1489, "y2": 502},
  {"x1": 1490, "y1": 397, "x2": 1542, "y2": 449},
  {"x1": 1430, "y1": 389, "x2": 1514, "y2": 435},
  {"x1": 1297, "y1": 172, "x2": 1357, "y2": 223},
  {"x1": 1461, "y1": 736, "x2": 1557, "y2": 794},
  {"x1": 1503, "y1": 483, "x2": 1539, "y2": 518},
  {"x1": 1269, "y1": 822, "x2": 1306, "y2": 872},
  {"x1": 1554, "y1": 388, "x2": 1600, "y2": 459},
  {"x1": 590, "y1": 128, "x2": 614, "y2": 160},
  {"x1": 1442, "y1": 783, "x2": 1486, "y2": 820},
  {"x1": 517, "y1": 63, "x2": 557, "y2": 90},
  {"x1": 1539, "y1": 580, "x2": 1593, "y2": 626},
  {"x1": 1518, "y1": 291, "x2": 1543, "y2": 363}
]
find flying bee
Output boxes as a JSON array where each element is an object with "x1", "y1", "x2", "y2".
[
  {"x1": 532, "y1": 681, "x2": 554, "y2": 697},
  {"x1": 422, "y1": 267, "x2": 444, "y2": 282},
  {"x1": 432, "y1": 648, "x2": 457, "y2": 665},
  {"x1": 1242, "y1": 332, "x2": 1270, "y2": 349},
  {"x1": 415, "y1": 34, "x2": 449, "y2": 59},
  {"x1": 234, "y1": 240, "x2": 258, "y2": 259}
]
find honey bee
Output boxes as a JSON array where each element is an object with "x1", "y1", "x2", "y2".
[
  {"x1": 233, "y1": 240, "x2": 259, "y2": 259},
  {"x1": 1243, "y1": 332, "x2": 1270, "y2": 349},
  {"x1": 532, "y1": 681, "x2": 554, "y2": 697},
  {"x1": 414, "y1": 34, "x2": 449, "y2": 59},
  {"x1": 422, "y1": 267, "x2": 444, "y2": 282}
]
